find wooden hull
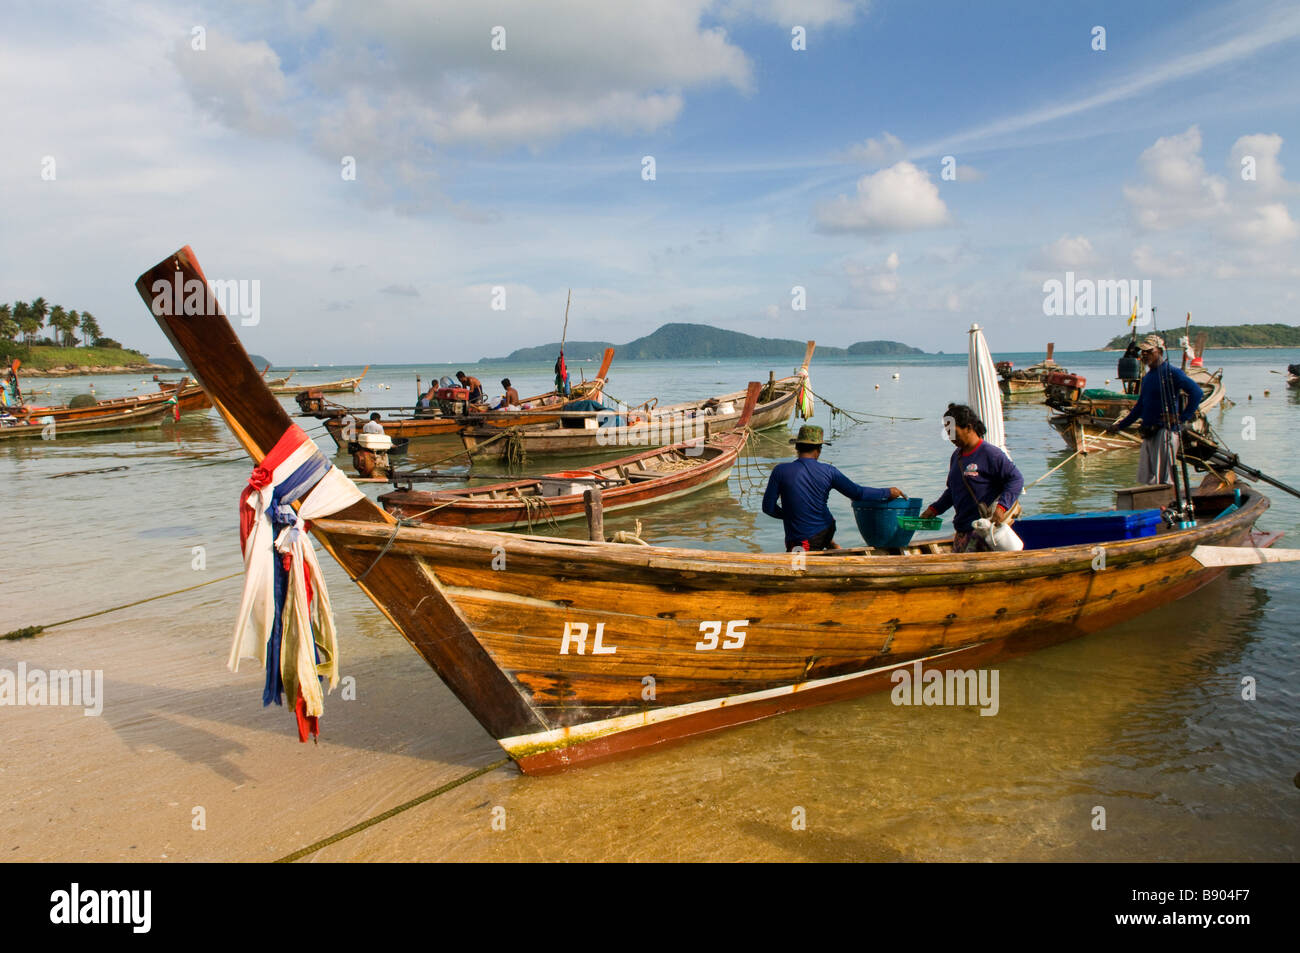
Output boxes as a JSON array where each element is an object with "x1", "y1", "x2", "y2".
[
  {"x1": 156, "y1": 381, "x2": 212, "y2": 413},
  {"x1": 12, "y1": 386, "x2": 183, "y2": 423},
  {"x1": 321, "y1": 408, "x2": 574, "y2": 450},
  {"x1": 136, "y1": 246, "x2": 1277, "y2": 777},
  {"x1": 461, "y1": 381, "x2": 800, "y2": 459},
  {"x1": 1047, "y1": 365, "x2": 1225, "y2": 454},
  {"x1": 0, "y1": 402, "x2": 169, "y2": 439},
  {"x1": 310, "y1": 488, "x2": 1267, "y2": 772},
  {"x1": 380, "y1": 431, "x2": 745, "y2": 529},
  {"x1": 999, "y1": 378, "x2": 1044, "y2": 397}
]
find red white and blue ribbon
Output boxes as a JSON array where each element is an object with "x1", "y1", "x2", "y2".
[{"x1": 230, "y1": 424, "x2": 363, "y2": 740}]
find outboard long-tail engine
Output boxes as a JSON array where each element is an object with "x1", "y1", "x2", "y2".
[
  {"x1": 1117, "y1": 340, "x2": 1143, "y2": 395},
  {"x1": 350, "y1": 432, "x2": 393, "y2": 478}
]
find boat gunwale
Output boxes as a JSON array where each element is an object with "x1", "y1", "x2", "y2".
[{"x1": 312, "y1": 485, "x2": 1268, "y2": 583}]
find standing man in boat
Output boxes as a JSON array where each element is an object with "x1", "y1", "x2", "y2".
[
  {"x1": 763, "y1": 424, "x2": 905, "y2": 551},
  {"x1": 456, "y1": 371, "x2": 485, "y2": 403},
  {"x1": 921, "y1": 404, "x2": 1024, "y2": 553},
  {"x1": 1105, "y1": 334, "x2": 1202, "y2": 484}
]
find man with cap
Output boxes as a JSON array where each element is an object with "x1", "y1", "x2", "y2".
[
  {"x1": 762, "y1": 424, "x2": 905, "y2": 551},
  {"x1": 1105, "y1": 334, "x2": 1202, "y2": 484}
]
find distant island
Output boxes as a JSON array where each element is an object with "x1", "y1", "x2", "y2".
[
  {"x1": 481, "y1": 322, "x2": 923, "y2": 362},
  {"x1": 1103, "y1": 323, "x2": 1300, "y2": 350}
]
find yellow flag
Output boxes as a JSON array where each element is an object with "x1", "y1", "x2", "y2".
[{"x1": 1127, "y1": 297, "x2": 1138, "y2": 326}]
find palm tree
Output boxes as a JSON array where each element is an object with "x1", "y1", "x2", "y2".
[
  {"x1": 67, "y1": 310, "x2": 81, "y2": 346},
  {"x1": 14, "y1": 301, "x2": 39, "y2": 345},
  {"x1": 0, "y1": 304, "x2": 14, "y2": 342},
  {"x1": 49, "y1": 306, "x2": 71, "y2": 347},
  {"x1": 29, "y1": 297, "x2": 48, "y2": 342},
  {"x1": 79, "y1": 311, "x2": 100, "y2": 347}
]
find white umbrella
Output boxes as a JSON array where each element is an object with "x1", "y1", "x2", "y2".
[{"x1": 967, "y1": 323, "x2": 1007, "y2": 455}]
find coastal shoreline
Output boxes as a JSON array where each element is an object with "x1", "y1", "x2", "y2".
[{"x1": 17, "y1": 363, "x2": 175, "y2": 377}]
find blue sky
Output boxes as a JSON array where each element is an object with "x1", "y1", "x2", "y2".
[{"x1": 2, "y1": 0, "x2": 1298, "y2": 362}]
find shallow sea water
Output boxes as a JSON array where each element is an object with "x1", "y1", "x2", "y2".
[{"x1": 3, "y1": 348, "x2": 1297, "y2": 861}]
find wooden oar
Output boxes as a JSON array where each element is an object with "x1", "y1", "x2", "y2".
[{"x1": 1191, "y1": 545, "x2": 1300, "y2": 568}]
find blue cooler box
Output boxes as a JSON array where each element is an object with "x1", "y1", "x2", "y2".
[
  {"x1": 852, "y1": 496, "x2": 923, "y2": 548},
  {"x1": 1014, "y1": 509, "x2": 1163, "y2": 550}
]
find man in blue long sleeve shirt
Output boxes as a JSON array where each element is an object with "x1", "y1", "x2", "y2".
[
  {"x1": 1106, "y1": 335, "x2": 1203, "y2": 484},
  {"x1": 763, "y1": 424, "x2": 904, "y2": 551},
  {"x1": 922, "y1": 403, "x2": 1024, "y2": 552}
]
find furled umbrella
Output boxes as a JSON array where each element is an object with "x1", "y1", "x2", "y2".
[{"x1": 967, "y1": 323, "x2": 1007, "y2": 455}]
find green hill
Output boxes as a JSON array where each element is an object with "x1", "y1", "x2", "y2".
[
  {"x1": 481, "y1": 341, "x2": 614, "y2": 363},
  {"x1": 1104, "y1": 324, "x2": 1300, "y2": 349},
  {"x1": 481, "y1": 323, "x2": 922, "y2": 362}
]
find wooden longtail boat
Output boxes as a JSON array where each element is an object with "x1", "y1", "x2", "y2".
[
  {"x1": 155, "y1": 379, "x2": 213, "y2": 414},
  {"x1": 996, "y1": 343, "x2": 1065, "y2": 398},
  {"x1": 459, "y1": 343, "x2": 815, "y2": 460},
  {"x1": 379, "y1": 383, "x2": 761, "y2": 529},
  {"x1": 309, "y1": 350, "x2": 618, "y2": 450},
  {"x1": 138, "y1": 247, "x2": 1283, "y2": 775},
  {"x1": 273, "y1": 366, "x2": 368, "y2": 395},
  {"x1": 11, "y1": 381, "x2": 197, "y2": 424},
  {"x1": 1046, "y1": 363, "x2": 1226, "y2": 453},
  {"x1": 0, "y1": 400, "x2": 169, "y2": 439},
  {"x1": 266, "y1": 369, "x2": 295, "y2": 388}
]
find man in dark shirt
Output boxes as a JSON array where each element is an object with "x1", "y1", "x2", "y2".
[
  {"x1": 1105, "y1": 334, "x2": 1202, "y2": 484},
  {"x1": 762, "y1": 424, "x2": 904, "y2": 551},
  {"x1": 922, "y1": 404, "x2": 1024, "y2": 552}
]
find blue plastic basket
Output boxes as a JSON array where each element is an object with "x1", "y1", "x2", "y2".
[
  {"x1": 852, "y1": 496, "x2": 923, "y2": 548},
  {"x1": 1014, "y1": 509, "x2": 1163, "y2": 550}
]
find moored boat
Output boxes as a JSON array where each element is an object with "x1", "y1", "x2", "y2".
[
  {"x1": 0, "y1": 400, "x2": 170, "y2": 439},
  {"x1": 996, "y1": 343, "x2": 1066, "y2": 398},
  {"x1": 1046, "y1": 350, "x2": 1226, "y2": 454},
  {"x1": 304, "y1": 350, "x2": 617, "y2": 450},
  {"x1": 274, "y1": 366, "x2": 368, "y2": 395},
  {"x1": 137, "y1": 246, "x2": 1289, "y2": 775},
  {"x1": 459, "y1": 344, "x2": 814, "y2": 460},
  {"x1": 380, "y1": 383, "x2": 761, "y2": 529}
]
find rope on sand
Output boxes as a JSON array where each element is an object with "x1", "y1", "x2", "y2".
[{"x1": 274, "y1": 758, "x2": 512, "y2": 863}]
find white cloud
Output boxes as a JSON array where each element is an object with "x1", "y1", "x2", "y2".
[
  {"x1": 1132, "y1": 245, "x2": 1192, "y2": 278},
  {"x1": 843, "y1": 131, "x2": 905, "y2": 166},
  {"x1": 814, "y1": 161, "x2": 951, "y2": 232},
  {"x1": 1036, "y1": 234, "x2": 1096, "y2": 269},
  {"x1": 716, "y1": 0, "x2": 869, "y2": 27},
  {"x1": 1228, "y1": 133, "x2": 1291, "y2": 195},
  {"x1": 1124, "y1": 126, "x2": 1298, "y2": 247},
  {"x1": 171, "y1": 30, "x2": 289, "y2": 136}
]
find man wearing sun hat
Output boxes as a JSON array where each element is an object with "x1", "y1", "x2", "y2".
[
  {"x1": 762, "y1": 424, "x2": 905, "y2": 551},
  {"x1": 1106, "y1": 333, "x2": 1203, "y2": 484}
]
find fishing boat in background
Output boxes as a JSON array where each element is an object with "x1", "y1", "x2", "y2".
[
  {"x1": 459, "y1": 344, "x2": 814, "y2": 461},
  {"x1": 1046, "y1": 328, "x2": 1226, "y2": 453},
  {"x1": 266, "y1": 368, "x2": 295, "y2": 389},
  {"x1": 0, "y1": 400, "x2": 169, "y2": 439},
  {"x1": 155, "y1": 378, "x2": 213, "y2": 414},
  {"x1": 380, "y1": 384, "x2": 760, "y2": 529},
  {"x1": 273, "y1": 366, "x2": 367, "y2": 395},
  {"x1": 996, "y1": 343, "x2": 1066, "y2": 398},
  {"x1": 139, "y1": 246, "x2": 1295, "y2": 775},
  {"x1": 302, "y1": 350, "x2": 617, "y2": 450}
]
